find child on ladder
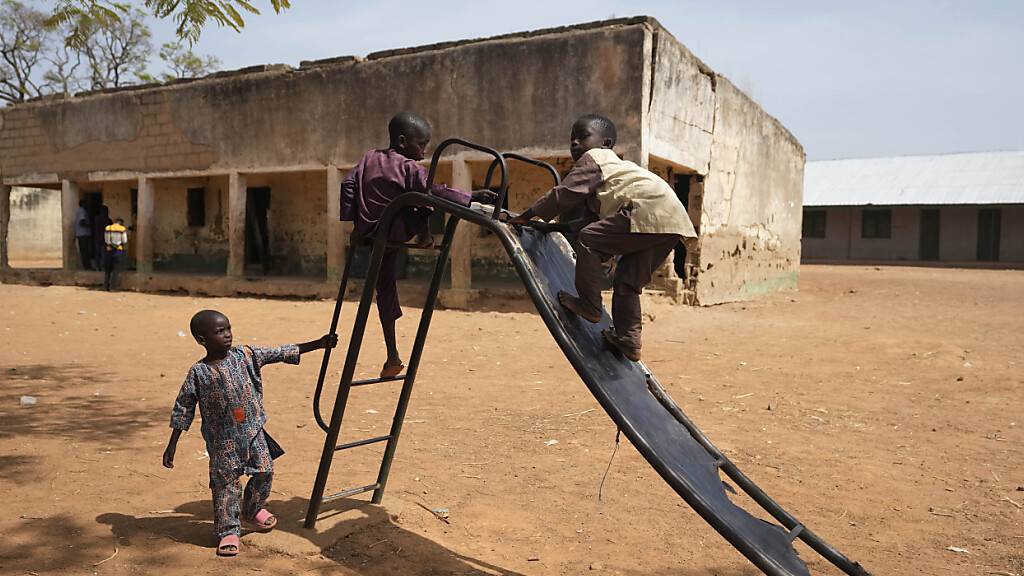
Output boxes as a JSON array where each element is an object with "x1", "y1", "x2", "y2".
[
  {"x1": 340, "y1": 111, "x2": 497, "y2": 378},
  {"x1": 162, "y1": 309, "x2": 337, "y2": 556},
  {"x1": 510, "y1": 114, "x2": 697, "y2": 362}
]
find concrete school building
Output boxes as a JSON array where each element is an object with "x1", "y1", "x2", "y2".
[
  {"x1": 802, "y1": 151, "x2": 1024, "y2": 264},
  {"x1": 0, "y1": 16, "x2": 805, "y2": 305}
]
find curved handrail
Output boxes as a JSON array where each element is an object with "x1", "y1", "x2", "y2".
[
  {"x1": 425, "y1": 137, "x2": 508, "y2": 220},
  {"x1": 483, "y1": 152, "x2": 561, "y2": 195}
]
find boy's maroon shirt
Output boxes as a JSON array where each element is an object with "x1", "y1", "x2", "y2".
[{"x1": 340, "y1": 148, "x2": 470, "y2": 238}]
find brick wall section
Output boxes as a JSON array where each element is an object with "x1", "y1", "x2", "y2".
[{"x1": 0, "y1": 92, "x2": 219, "y2": 178}]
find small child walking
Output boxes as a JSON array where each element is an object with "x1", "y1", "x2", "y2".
[
  {"x1": 511, "y1": 114, "x2": 697, "y2": 361},
  {"x1": 340, "y1": 111, "x2": 496, "y2": 378},
  {"x1": 162, "y1": 309, "x2": 337, "y2": 556}
]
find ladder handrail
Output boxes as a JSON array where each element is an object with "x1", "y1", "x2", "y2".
[
  {"x1": 306, "y1": 139, "x2": 509, "y2": 528},
  {"x1": 426, "y1": 138, "x2": 508, "y2": 220},
  {"x1": 311, "y1": 243, "x2": 356, "y2": 433},
  {"x1": 483, "y1": 152, "x2": 561, "y2": 194}
]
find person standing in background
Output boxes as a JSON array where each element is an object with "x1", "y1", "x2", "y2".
[
  {"x1": 91, "y1": 205, "x2": 111, "y2": 270},
  {"x1": 75, "y1": 200, "x2": 92, "y2": 269},
  {"x1": 103, "y1": 217, "x2": 128, "y2": 291}
]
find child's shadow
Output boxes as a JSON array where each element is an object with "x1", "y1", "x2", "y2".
[{"x1": 97, "y1": 497, "x2": 524, "y2": 576}]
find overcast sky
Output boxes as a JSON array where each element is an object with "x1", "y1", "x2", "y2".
[{"x1": 149, "y1": 1, "x2": 1024, "y2": 161}]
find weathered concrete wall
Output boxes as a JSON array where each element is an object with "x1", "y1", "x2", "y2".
[
  {"x1": 696, "y1": 78, "x2": 805, "y2": 304},
  {"x1": 646, "y1": 27, "x2": 715, "y2": 174},
  {"x1": 245, "y1": 171, "x2": 327, "y2": 276},
  {"x1": 0, "y1": 19, "x2": 649, "y2": 181},
  {"x1": 151, "y1": 176, "x2": 230, "y2": 272},
  {"x1": 7, "y1": 187, "x2": 61, "y2": 263},
  {"x1": 802, "y1": 204, "x2": 1024, "y2": 263}
]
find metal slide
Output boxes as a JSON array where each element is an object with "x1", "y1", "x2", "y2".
[{"x1": 305, "y1": 139, "x2": 871, "y2": 576}]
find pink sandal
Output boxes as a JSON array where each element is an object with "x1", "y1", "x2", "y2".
[
  {"x1": 217, "y1": 534, "x2": 240, "y2": 556},
  {"x1": 243, "y1": 508, "x2": 278, "y2": 532}
]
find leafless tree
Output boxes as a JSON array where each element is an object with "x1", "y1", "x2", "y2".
[
  {"x1": 42, "y1": 22, "x2": 85, "y2": 96},
  {"x1": 77, "y1": 6, "x2": 152, "y2": 89},
  {"x1": 0, "y1": 1, "x2": 49, "y2": 104}
]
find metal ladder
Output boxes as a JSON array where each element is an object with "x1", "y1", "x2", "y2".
[{"x1": 304, "y1": 139, "x2": 519, "y2": 528}]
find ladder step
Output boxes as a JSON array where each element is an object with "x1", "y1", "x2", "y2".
[
  {"x1": 352, "y1": 374, "x2": 406, "y2": 387},
  {"x1": 335, "y1": 434, "x2": 391, "y2": 451},
  {"x1": 787, "y1": 523, "x2": 805, "y2": 543},
  {"x1": 386, "y1": 242, "x2": 445, "y2": 251},
  {"x1": 323, "y1": 483, "x2": 380, "y2": 503}
]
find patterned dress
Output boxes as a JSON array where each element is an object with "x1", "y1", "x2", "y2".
[{"x1": 170, "y1": 344, "x2": 300, "y2": 488}]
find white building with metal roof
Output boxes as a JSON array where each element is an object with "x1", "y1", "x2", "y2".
[{"x1": 801, "y1": 151, "x2": 1024, "y2": 263}]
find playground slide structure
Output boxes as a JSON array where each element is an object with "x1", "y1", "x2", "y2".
[{"x1": 304, "y1": 139, "x2": 871, "y2": 576}]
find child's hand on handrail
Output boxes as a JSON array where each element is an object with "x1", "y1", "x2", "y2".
[
  {"x1": 508, "y1": 209, "x2": 537, "y2": 226},
  {"x1": 299, "y1": 334, "x2": 339, "y2": 354},
  {"x1": 470, "y1": 190, "x2": 499, "y2": 205}
]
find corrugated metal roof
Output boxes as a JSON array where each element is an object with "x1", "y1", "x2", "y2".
[{"x1": 804, "y1": 151, "x2": 1024, "y2": 206}]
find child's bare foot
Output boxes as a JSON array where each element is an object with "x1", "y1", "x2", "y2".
[
  {"x1": 602, "y1": 328, "x2": 641, "y2": 362},
  {"x1": 380, "y1": 359, "x2": 405, "y2": 378},
  {"x1": 557, "y1": 291, "x2": 601, "y2": 323},
  {"x1": 414, "y1": 230, "x2": 434, "y2": 249},
  {"x1": 217, "y1": 534, "x2": 240, "y2": 556}
]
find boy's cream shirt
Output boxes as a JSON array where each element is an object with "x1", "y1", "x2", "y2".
[{"x1": 586, "y1": 148, "x2": 698, "y2": 239}]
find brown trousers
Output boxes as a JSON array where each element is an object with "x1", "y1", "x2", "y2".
[{"x1": 573, "y1": 209, "x2": 680, "y2": 352}]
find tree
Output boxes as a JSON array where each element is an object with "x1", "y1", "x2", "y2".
[
  {"x1": 0, "y1": 1, "x2": 50, "y2": 103},
  {"x1": 159, "y1": 39, "x2": 219, "y2": 80},
  {"x1": 42, "y1": 21, "x2": 85, "y2": 96},
  {"x1": 49, "y1": 0, "x2": 291, "y2": 45},
  {"x1": 77, "y1": 6, "x2": 152, "y2": 89}
]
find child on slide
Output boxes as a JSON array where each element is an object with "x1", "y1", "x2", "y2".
[
  {"x1": 510, "y1": 115, "x2": 697, "y2": 362},
  {"x1": 162, "y1": 309, "x2": 337, "y2": 556},
  {"x1": 340, "y1": 111, "x2": 497, "y2": 378}
]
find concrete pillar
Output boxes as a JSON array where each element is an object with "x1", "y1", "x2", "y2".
[
  {"x1": 135, "y1": 176, "x2": 155, "y2": 274},
  {"x1": 61, "y1": 180, "x2": 80, "y2": 270},
  {"x1": 439, "y1": 157, "x2": 476, "y2": 308},
  {"x1": 450, "y1": 158, "x2": 473, "y2": 291},
  {"x1": 227, "y1": 171, "x2": 247, "y2": 277},
  {"x1": 325, "y1": 165, "x2": 347, "y2": 281},
  {"x1": 0, "y1": 185, "x2": 10, "y2": 269}
]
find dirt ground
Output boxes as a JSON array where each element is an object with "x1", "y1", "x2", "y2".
[{"x1": 1, "y1": 264, "x2": 1022, "y2": 576}]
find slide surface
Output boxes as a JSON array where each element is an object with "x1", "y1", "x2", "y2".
[{"x1": 509, "y1": 224, "x2": 811, "y2": 576}]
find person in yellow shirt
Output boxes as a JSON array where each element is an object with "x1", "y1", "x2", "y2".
[
  {"x1": 103, "y1": 218, "x2": 128, "y2": 291},
  {"x1": 511, "y1": 115, "x2": 697, "y2": 361}
]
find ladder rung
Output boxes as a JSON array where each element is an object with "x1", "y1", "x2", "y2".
[
  {"x1": 386, "y1": 242, "x2": 444, "y2": 251},
  {"x1": 352, "y1": 374, "x2": 406, "y2": 387},
  {"x1": 335, "y1": 434, "x2": 391, "y2": 451},
  {"x1": 323, "y1": 483, "x2": 380, "y2": 502},
  {"x1": 787, "y1": 523, "x2": 805, "y2": 543}
]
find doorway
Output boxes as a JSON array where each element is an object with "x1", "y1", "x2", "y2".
[
  {"x1": 919, "y1": 208, "x2": 940, "y2": 261},
  {"x1": 672, "y1": 174, "x2": 692, "y2": 278},
  {"x1": 245, "y1": 187, "x2": 271, "y2": 273},
  {"x1": 977, "y1": 208, "x2": 1001, "y2": 261}
]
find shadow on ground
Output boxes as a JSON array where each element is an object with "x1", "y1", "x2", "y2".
[
  {"x1": 0, "y1": 454, "x2": 38, "y2": 485},
  {"x1": 0, "y1": 364, "x2": 152, "y2": 442},
  {"x1": 95, "y1": 496, "x2": 526, "y2": 575}
]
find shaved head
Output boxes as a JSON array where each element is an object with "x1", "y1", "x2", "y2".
[
  {"x1": 190, "y1": 309, "x2": 227, "y2": 340},
  {"x1": 575, "y1": 114, "x2": 617, "y2": 146},
  {"x1": 388, "y1": 112, "x2": 431, "y2": 146}
]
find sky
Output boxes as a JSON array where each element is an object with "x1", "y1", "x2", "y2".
[{"x1": 145, "y1": 0, "x2": 1024, "y2": 161}]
